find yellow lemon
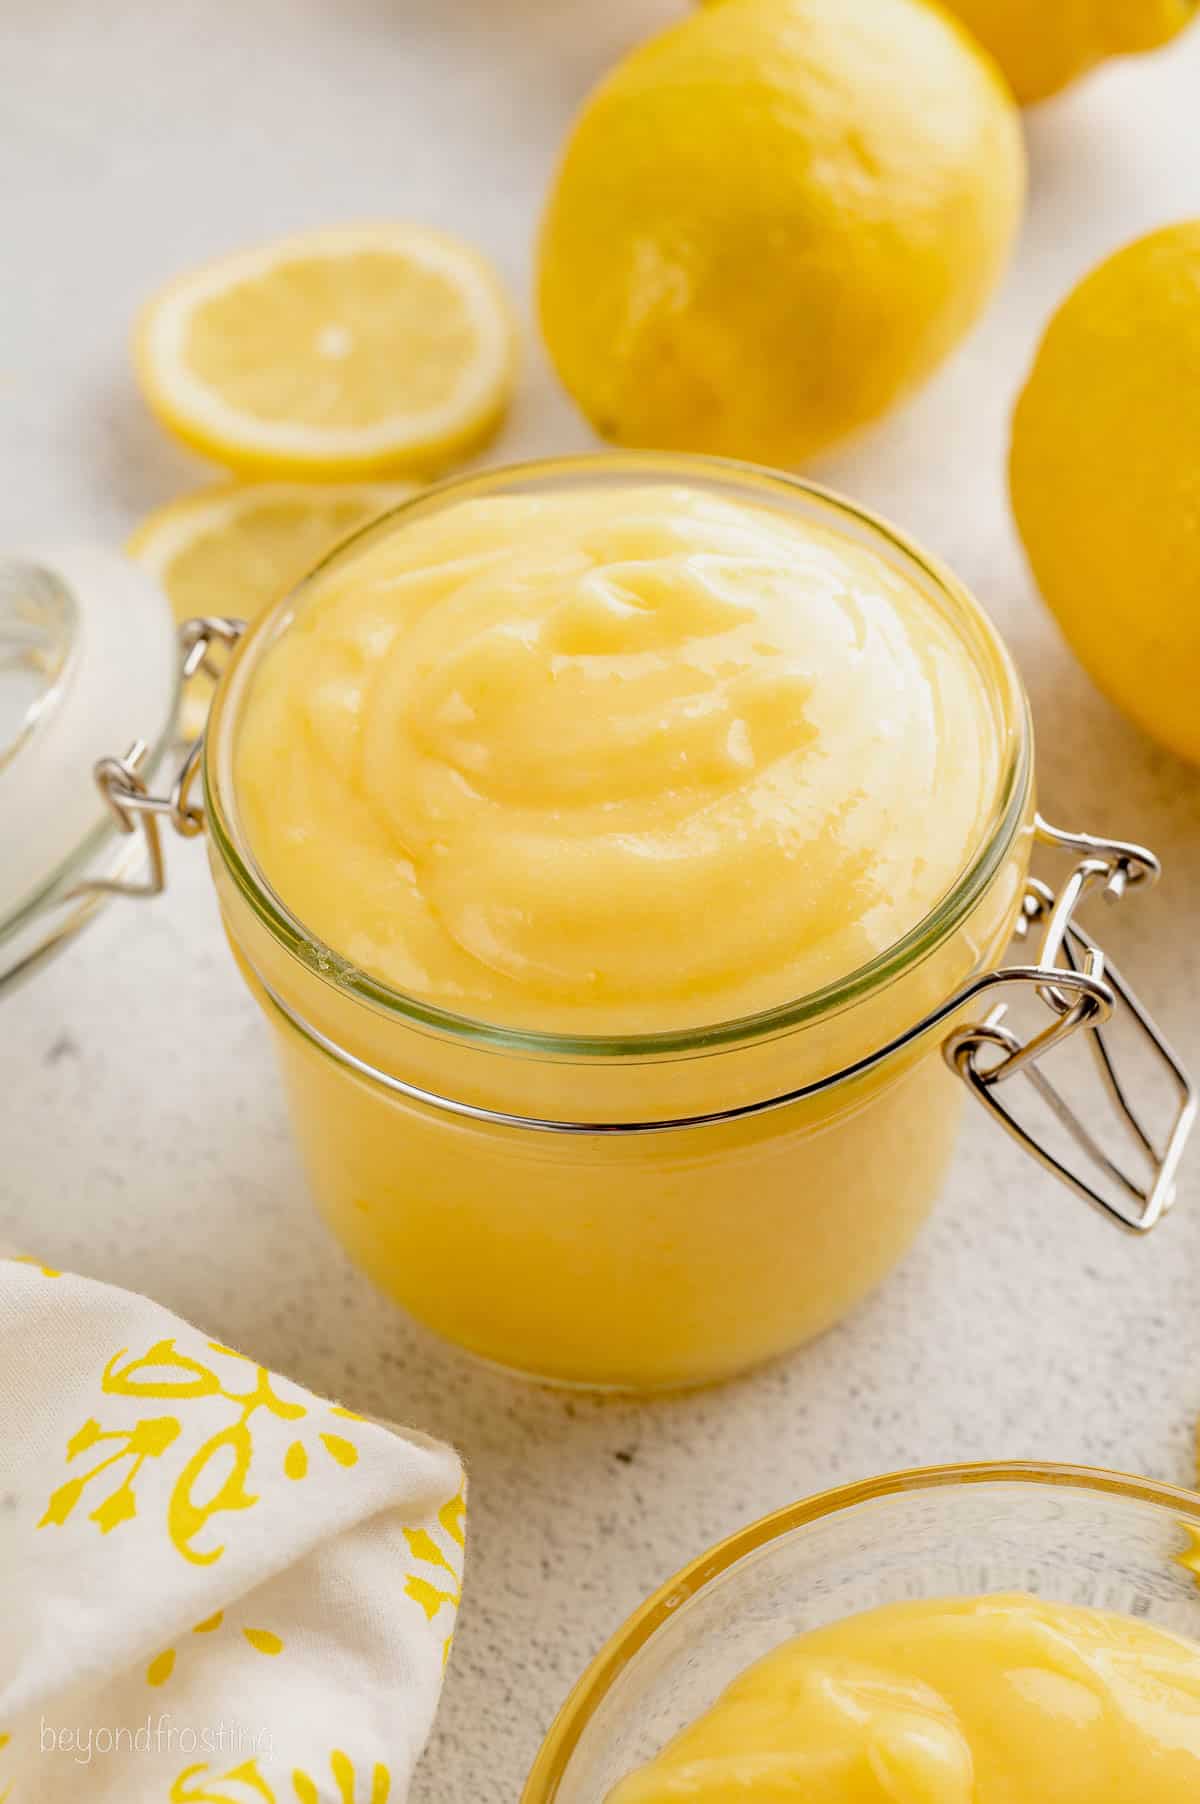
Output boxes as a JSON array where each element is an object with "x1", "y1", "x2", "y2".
[
  {"x1": 1010, "y1": 223, "x2": 1200, "y2": 765},
  {"x1": 134, "y1": 225, "x2": 517, "y2": 479},
  {"x1": 537, "y1": 0, "x2": 1024, "y2": 468},
  {"x1": 129, "y1": 479, "x2": 416, "y2": 734},
  {"x1": 936, "y1": 0, "x2": 1197, "y2": 103}
]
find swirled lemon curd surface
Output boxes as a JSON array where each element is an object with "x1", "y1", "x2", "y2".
[
  {"x1": 235, "y1": 484, "x2": 1001, "y2": 1034},
  {"x1": 606, "y1": 1594, "x2": 1200, "y2": 1803}
]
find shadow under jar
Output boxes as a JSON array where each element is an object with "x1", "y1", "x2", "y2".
[{"x1": 96, "y1": 455, "x2": 1194, "y2": 1391}]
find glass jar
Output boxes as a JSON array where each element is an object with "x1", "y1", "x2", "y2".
[
  {"x1": 94, "y1": 455, "x2": 1195, "y2": 1392},
  {"x1": 521, "y1": 1461, "x2": 1200, "y2": 1804}
]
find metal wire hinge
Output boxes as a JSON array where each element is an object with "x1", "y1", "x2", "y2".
[
  {"x1": 943, "y1": 817, "x2": 1196, "y2": 1235},
  {"x1": 76, "y1": 616, "x2": 246, "y2": 901}
]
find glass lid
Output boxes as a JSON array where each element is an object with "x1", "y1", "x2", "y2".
[
  {"x1": 0, "y1": 560, "x2": 76, "y2": 777},
  {"x1": 0, "y1": 546, "x2": 179, "y2": 993}
]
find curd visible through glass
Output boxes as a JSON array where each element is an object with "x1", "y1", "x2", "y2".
[
  {"x1": 216, "y1": 472, "x2": 1028, "y2": 1387},
  {"x1": 234, "y1": 484, "x2": 1002, "y2": 1036},
  {"x1": 605, "y1": 1593, "x2": 1200, "y2": 1801}
]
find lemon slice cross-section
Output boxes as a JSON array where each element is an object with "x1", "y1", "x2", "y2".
[{"x1": 135, "y1": 225, "x2": 517, "y2": 478}]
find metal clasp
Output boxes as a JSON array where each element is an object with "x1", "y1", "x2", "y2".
[
  {"x1": 944, "y1": 817, "x2": 1196, "y2": 1235},
  {"x1": 76, "y1": 616, "x2": 246, "y2": 901}
]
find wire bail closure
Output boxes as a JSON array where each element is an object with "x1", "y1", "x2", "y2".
[
  {"x1": 944, "y1": 820, "x2": 1195, "y2": 1235},
  {"x1": 85, "y1": 618, "x2": 1195, "y2": 1233},
  {"x1": 77, "y1": 617, "x2": 246, "y2": 900}
]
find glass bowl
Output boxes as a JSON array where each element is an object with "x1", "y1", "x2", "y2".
[{"x1": 522, "y1": 1461, "x2": 1200, "y2": 1804}]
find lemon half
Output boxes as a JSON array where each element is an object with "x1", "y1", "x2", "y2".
[{"x1": 135, "y1": 225, "x2": 517, "y2": 479}]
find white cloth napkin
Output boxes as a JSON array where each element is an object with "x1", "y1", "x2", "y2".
[{"x1": 0, "y1": 1254, "x2": 465, "y2": 1802}]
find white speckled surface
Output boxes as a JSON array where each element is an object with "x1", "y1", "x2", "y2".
[{"x1": 3, "y1": 5, "x2": 1200, "y2": 1799}]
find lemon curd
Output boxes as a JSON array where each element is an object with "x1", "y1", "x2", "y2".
[
  {"x1": 236, "y1": 484, "x2": 1000, "y2": 1034},
  {"x1": 210, "y1": 460, "x2": 1033, "y2": 1389},
  {"x1": 604, "y1": 1593, "x2": 1200, "y2": 1801}
]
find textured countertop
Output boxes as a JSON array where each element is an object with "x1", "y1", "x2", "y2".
[{"x1": 3, "y1": 5, "x2": 1200, "y2": 1800}]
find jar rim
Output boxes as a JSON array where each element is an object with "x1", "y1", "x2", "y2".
[
  {"x1": 203, "y1": 451, "x2": 1033, "y2": 1060},
  {"x1": 520, "y1": 1459, "x2": 1200, "y2": 1804}
]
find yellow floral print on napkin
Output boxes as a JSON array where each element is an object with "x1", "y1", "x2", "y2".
[
  {"x1": 38, "y1": 1338, "x2": 359, "y2": 1565},
  {"x1": 1, "y1": 1256, "x2": 461, "y2": 1804},
  {"x1": 169, "y1": 1750, "x2": 390, "y2": 1801},
  {"x1": 147, "y1": 1612, "x2": 285, "y2": 1688},
  {"x1": 404, "y1": 1492, "x2": 465, "y2": 1665}
]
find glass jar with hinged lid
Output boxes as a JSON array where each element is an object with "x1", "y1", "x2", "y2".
[{"x1": 80, "y1": 454, "x2": 1196, "y2": 1391}]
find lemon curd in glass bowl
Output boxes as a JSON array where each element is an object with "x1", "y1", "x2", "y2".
[
  {"x1": 523, "y1": 1464, "x2": 1200, "y2": 1804},
  {"x1": 203, "y1": 455, "x2": 1034, "y2": 1390}
]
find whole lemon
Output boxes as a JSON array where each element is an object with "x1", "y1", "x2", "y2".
[
  {"x1": 1010, "y1": 223, "x2": 1200, "y2": 765},
  {"x1": 537, "y1": 0, "x2": 1024, "y2": 468},
  {"x1": 936, "y1": 0, "x2": 1197, "y2": 103}
]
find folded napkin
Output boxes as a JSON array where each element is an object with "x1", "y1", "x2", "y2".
[{"x1": 0, "y1": 1254, "x2": 465, "y2": 1802}]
